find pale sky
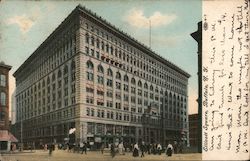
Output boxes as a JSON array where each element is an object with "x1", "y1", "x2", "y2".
[{"x1": 0, "y1": 0, "x2": 201, "y2": 119}]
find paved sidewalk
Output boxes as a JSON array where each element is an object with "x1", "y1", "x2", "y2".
[{"x1": 1, "y1": 150, "x2": 201, "y2": 161}]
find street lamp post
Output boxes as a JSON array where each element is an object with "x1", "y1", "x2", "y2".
[{"x1": 20, "y1": 109, "x2": 23, "y2": 151}]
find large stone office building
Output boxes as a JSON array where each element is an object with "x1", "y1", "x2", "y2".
[{"x1": 13, "y1": 5, "x2": 190, "y2": 148}]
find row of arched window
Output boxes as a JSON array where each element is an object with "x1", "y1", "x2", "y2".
[
  {"x1": 46, "y1": 61, "x2": 76, "y2": 83},
  {"x1": 84, "y1": 22, "x2": 188, "y2": 91},
  {"x1": 86, "y1": 60, "x2": 163, "y2": 92}
]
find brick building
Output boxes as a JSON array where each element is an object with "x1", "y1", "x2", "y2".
[{"x1": 0, "y1": 61, "x2": 17, "y2": 151}]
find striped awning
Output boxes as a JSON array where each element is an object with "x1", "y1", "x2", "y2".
[{"x1": 0, "y1": 130, "x2": 18, "y2": 142}]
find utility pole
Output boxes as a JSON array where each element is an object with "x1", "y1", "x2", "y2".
[{"x1": 20, "y1": 109, "x2": 23, "y2": 151}]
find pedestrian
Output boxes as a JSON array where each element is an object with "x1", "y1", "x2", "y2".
[
  {"x1": 13, "y1": 144, "x2": 16, "y2": 152},
  {"x1": 101, "y1": 142, "x2": 105, "y2": 154},
  {"x1": 80, "y1": 142, "x2": 83, "y2": 154},
  {"x1": 32, "y1": 142, "x2": 35, "y2": 152},
  {"x1": 173, "y1": 141, "x2": 178, "y2": 154},
  {"x1": 52, "y1": 143, "x2": 55, "y2": 151},
  {"x1": 166, "y1": 143, "x2": 173, "y2": 157},
  {"x1": 111, "y1": 143, "x2": 116, "y2": 158},
  {"x1": 44, "y1": 144, "x2": 47, "y2": 151},
  {"x1": 130, "y1": 143, "x2": 133, "y2": 152},
  {"x1": 82, "y1": 142, "x2": 87, "y2": 154},
  {"x1": 157, "y1": 143, "x2": 162, "y2": 155},
  {"x1": 178, "y1": 142, "x2": 183, "y2": 153},
  {"x1": 152, "y1": 143, "x2": 156, "y2": 154},
  {"x1": 140, "y1": 141, "x2": 145, "y2": 157},
  {"x1": 118, "y1": 142, "x2": 124, "y2": 155},
  {"x1": 148, "y1": 144, "x2": 152, "y2": 154},
  {"x1": 132, "y1": 143, "x2": 139, "y2": 157},
  {"x1": 48, "y1": 144, "x2": 53, "y2": 156},
  {"x1": 28, "y1": 144, "x2": 32, "y2": 152}
]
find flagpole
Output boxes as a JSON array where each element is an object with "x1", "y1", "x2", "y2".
[{"x1": 149, "y1": 20, "x2": 151, "y2": 48}]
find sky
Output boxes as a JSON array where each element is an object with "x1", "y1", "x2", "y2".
[{"x1": 0, "y1": 0, "x2": 201, "y2": 118}]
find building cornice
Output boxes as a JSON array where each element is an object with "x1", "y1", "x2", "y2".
[
  {"x1": 76, "y1": 5, "x2": 190, "y2": 78},
  {"x1": 14, "y1": 4, "x2": 190, "y2": 79},
  {"x1": 0, "y1": 63, "x2": 12, "y2": 71}
]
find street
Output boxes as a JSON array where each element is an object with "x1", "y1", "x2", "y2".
[{"x1": 1, "y1": 150, "x2": 201, "y2": 161}]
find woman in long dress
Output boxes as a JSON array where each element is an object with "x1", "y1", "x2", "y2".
[
  {"x1": 166, "y1": 143, "x2": 173, "y2": 156},
  {"x1": 133, "y1": 143, "x2": 139, "y2": 157}
]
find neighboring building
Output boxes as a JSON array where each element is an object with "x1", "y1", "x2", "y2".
[
  {"x1": 191, "y1": 21, "x2": 202, "y2": 153},
  {"x1": 11, "y1": 89, "x2": 16, "y2": 125},
  {"x1": 0, "y1": 62, "x2": 11, "y2": 131},
  {"x1": 188, "y1": 114, "x2": 198, "y2": 150},
  {"x1": 0, "y1": 61, "x2": 17, "y2": 151},
  {"x1": 13, "y1": 5, "x2": 190, "y2": 149}
]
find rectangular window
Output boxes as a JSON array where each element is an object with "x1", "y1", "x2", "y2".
[
  {"x1": 116, "y1": 82, "x2": 121, "y2": 89},
  {"x1": 97, "y1": 100, "x2": 104, "y2": 106},
  {"x1": 131, "y1": 96, "x2": 136, "y2": 103},
  {"x1": 123, "y1": 84, "x2": 129, "y2": 92},
  {"x1": 106, "y1": 91, "x2": 113, "y2": 97},
  {"x1": 97, "y1": 110, "x2": 100, "y2": 117},
  {"x1": 71, "y1": 73, "x2": 76, "y2": 81},
  {"x1": 150, "y1": 93, "x2": 154, "y2": 99},
  {"x1": 86, "y1": 97, "x2": 94, "y2": 104},
  {"x1": 138, "y1": 98, "x2": 142, "y2": 105},
  {"x1": 131, "y1": 87, "x2": 136, "y2": 94},
  {"x1": 97, "y1": 75, "x2": 104, "y2": 84},
  {"x1": 52, "y1": 83, "x2": 56, "y2": 90},
  {"x1": 58, "y1": 91, "x2": 61, "y2": 99},
  {"x1": 124, "y1": 94, "x2": 129, "y2": 101},
  {"x1": 64, "y1": 88, "x2": 68, "y2": 96},
  {"x1": 115, "y1": 102, "x2": 121, "y2": 109},
  {"x1": 85, "y1": 46, "x2": 89, "y2": 54},
  {"x1": 58, "y1": 80, "x2": 62, "y2": 88},
  {"x1": 91, "y1": 109, "x2": 94, "y2": 116},
  {"x1": 71, "y1": 84, "x2": 76, "y2": 93},
  {"x1": 0, "y1": 92, "x2": 6, "y2": 106},
  {"x1": 71, "y1": 97, "x2": 76, "y2": 104},
  {"x1": 64, "y1": 98, "x2": 68, "y2": 106},
  {"x1": 107, "y1": 79, "x2": 113, "y2": 87},
  {"x1": 124, "y1": 105, "x2": 129, "y2": 111},
  {"x1": 107, "y1": 111, "x2": 110, "y2": 118},
  {"x1": 86, "y1": 87, "x2": 94, "y2": 93},
  {"x1": 47, "y1": 86, "x2": 50, "y2": 94},
  {"x1": 115, "y1": 92, "x2": 121, "y2": 100},
  {"x1": 138, "y1": 89, "x2": 142, "y2": 96},
  {"x1": 0, "y1": 75, "x2": 6, "y2": 87},
  {"x1": 87, "y1": 72, "x2": 94, "y2": 81},
  {"x1": 101, "y1": 110, "x2": 104, "y2": 118},
  {"x1": 86, "y1": 108, "x2": 90, "y2": 116},
  {"x1": 106, "y1": 101, "x2": 113, "y2": 107},
  {"x1": 97, "y1": 90, "x2": 104, "y2": 96},
  {"x1": 96, "y1": 51, "x2": 100, "y2": 59},
  {"x1": 91, "y1": 49, "x2": 94, "y2": 56},
  {"x1": 64, "y1": 77, "x2": 68, "y2": 84}
]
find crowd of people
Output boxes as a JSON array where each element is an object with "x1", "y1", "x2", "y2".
[
  {"x1": 41, "y1": 140, "x2": 184, "y2": 158},
  {"x1": 108, "y1": 141, "x2": 183, "y2": 158}
]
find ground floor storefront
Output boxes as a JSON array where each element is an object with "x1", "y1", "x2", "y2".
[
  {"x1": 0, "y1": 130, "x2": 18, "y2": 151},
  {"x1": 13, "y1": 120, "x2": 188, "y2": 149}
]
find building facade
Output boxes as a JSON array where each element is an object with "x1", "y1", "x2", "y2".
[
  {"x1": 13, "y1": 5, "x2": 190, "y2": 148},
  {"x1": 0, "y1": 61, "x2": 14, "y2": 151},
  {"x1": 188, "y1": 113, "x2": 198, "y2": 150},
  {"x1": 0, "y1": 62, "x2": 11, "y2": 131},
  {"x1": 191, "y1": 21, "x2": 202, "y2": 152}
]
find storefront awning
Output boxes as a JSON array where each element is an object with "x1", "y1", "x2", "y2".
[{"x1": 0, "y1": 130, "x2": 18, "y2": 142}]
